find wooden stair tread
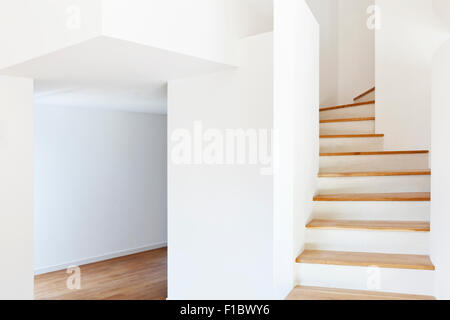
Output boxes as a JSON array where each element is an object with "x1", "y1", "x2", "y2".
[
  {"x1": 318, "y1": 170, "x2": 431, "y2": 177},
  {"x1": 296, "y1": 250, "x2": 435, "y2": 270},
  {"x1": 320, "y1": 117, "x2": 375, "y2": 124},
  {"x1": 320, "y1": 100, "x2": 375, "y2": 112},
  {"x1": 287, "y1": 286, "x2": 435, "y2": 300},
  {"x1": 320, "y1": 150, "x2": 429, "y2": 156},
  {"x1": 320, "y1": 134, "x2": 384, "y2": 139},
  {"x1": 354, "y1": 87, "x2": 376, "y2": 101},
  {"x1": 314, "y1": 192, "x2": 431, "y2": 202},
  {"x1": 306, "y1": 219, "x2": 430, "y2": 232}
]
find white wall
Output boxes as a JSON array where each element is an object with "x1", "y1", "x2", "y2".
[
  {"x1": 0, "y1": 76, "x2": 34, "y2": 299},
  {"x1": 0, "y1": 0, "x2": 102, "y2": 69},
  {"x1": 337, "y1": 0, "x2": 374, "y2": 104},
  {"x1": 34, "y1": 105, "x2": 167, "y2": 274},
  {"x1": 167, "y1": 33, "x2": 274, "y2": 300},
  {"x1": 305, "y1": 0, "x2": 338, "y2": 107},
  {"x1": 375, "y1": 0, "x2": 449, "y2": 150},
  {"x1": 229, "y1": 0, "x2": 273, "y2": 39},
  {"x1": 431, "y1": 40, "x2": 450, "y2": 300},
  {"x1": 273, "y1": 0, "x2": 319, "y2": 299},
  {"x1": 433, "y1": 0, "x2": 450, "y2": 28},
  {"x1": 306, "y1": 0, "x2": 374, "y2": 107}
]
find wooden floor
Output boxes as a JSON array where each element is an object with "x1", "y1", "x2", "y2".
[{"x1": 34, "y1": 247, "x2": 167, "y2": 300}]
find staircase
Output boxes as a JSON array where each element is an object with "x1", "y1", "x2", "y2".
[{"x1": 288, "y1": 87, "x2": 436, "y2": 300}]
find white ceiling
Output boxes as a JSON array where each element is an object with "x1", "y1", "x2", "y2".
[{"x1": 0, "y1": 36, "x2": 231, "y2": 114}]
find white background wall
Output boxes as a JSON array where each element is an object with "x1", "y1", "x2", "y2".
[
  {"x1": 337, "y1": 0, "x2": 374, "y2": 104},
  {"x1": 305, "y1": 0, "x2": 338, "y2": 107},
  {"x1": 0, "y1": 76, "x2": 34, "y2": 299},
  {"x1": 274, "y1": 0, "x2": 319, "y2": 299},
  {"x1": 433, "y1": 0, "x2": 450, "y2": 25},
  {"x1": 228, "y1": 0, "x2": 273, "y2": 39},
  {"x1": 306, "y1": 0, "x2": 374, "y2": 107},
  {"x1": 375, "y1": 0, "x2": 449, "y2": 150},
  {"x1": 34, "y1": 105, "x2": 167, "y2": 273},
  {"x1": 167, "y1": 32, "x2": 274, "y2": 300}
]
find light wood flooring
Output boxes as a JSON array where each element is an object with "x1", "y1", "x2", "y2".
[{"x1": 34, "y1": 247, "x2": 167, "y2": 300}]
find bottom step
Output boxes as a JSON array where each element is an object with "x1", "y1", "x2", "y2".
[
  {"x1": 287, "y1": 286, "x2": 435, "y2": 300},
  {"x1": 296, "y1": 262, "x2": 434, "y2": 296}
]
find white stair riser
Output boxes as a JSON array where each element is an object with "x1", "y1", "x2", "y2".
[
  {"x1": 305, "y1": 229, "x2": 429, "y2": 255},
  {"x1": 320, "y1": 154, "x2": 429, "y2": 172},
  {"x1": 296, "y1": 264, "x2": 434, "y2": 296},
  {"x1": 320, "y1": 137, "x2": 384, "y2": 153},
  {"x1": 317, "y1": 175, "x2": 430, "y2": 194},
  {"x1": 320, "y1": 105, "x2": 375, "y2": 121},
  {"x1": 320, "y1": 120, "x2": 375, "y2": 135},
  {"x1": 354, "y1": 91, "x2": 375, "y2": 102},
  {"x1": 312, "y1": 202, "x2": 430, "y2": 221}
]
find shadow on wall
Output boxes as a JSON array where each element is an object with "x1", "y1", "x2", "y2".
[
  {"x1": 433, "y1": 0, "x2": 450, "y2": 30},
  {"x1": 431, "y1": 39, "x2": 450, "y2": 300},
  {"x1": 430, "y1": 0, "x2": 450, "y2": 301}
]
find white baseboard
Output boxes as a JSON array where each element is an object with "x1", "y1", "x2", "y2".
[{"x1": 34, "y1": 242, "x2": 167, "y2": 275}]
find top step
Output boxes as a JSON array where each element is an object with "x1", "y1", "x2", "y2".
[{"x1": 354, "y1": 87, "x2": 375, "y2": 102}]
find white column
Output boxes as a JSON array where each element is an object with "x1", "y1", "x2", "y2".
[
  {"x1": 431, "y1": 40, "x2": 450, "y2": 300},
  {"x1": 0, "y1": 76, "x2": 34, "y2": 300}
]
